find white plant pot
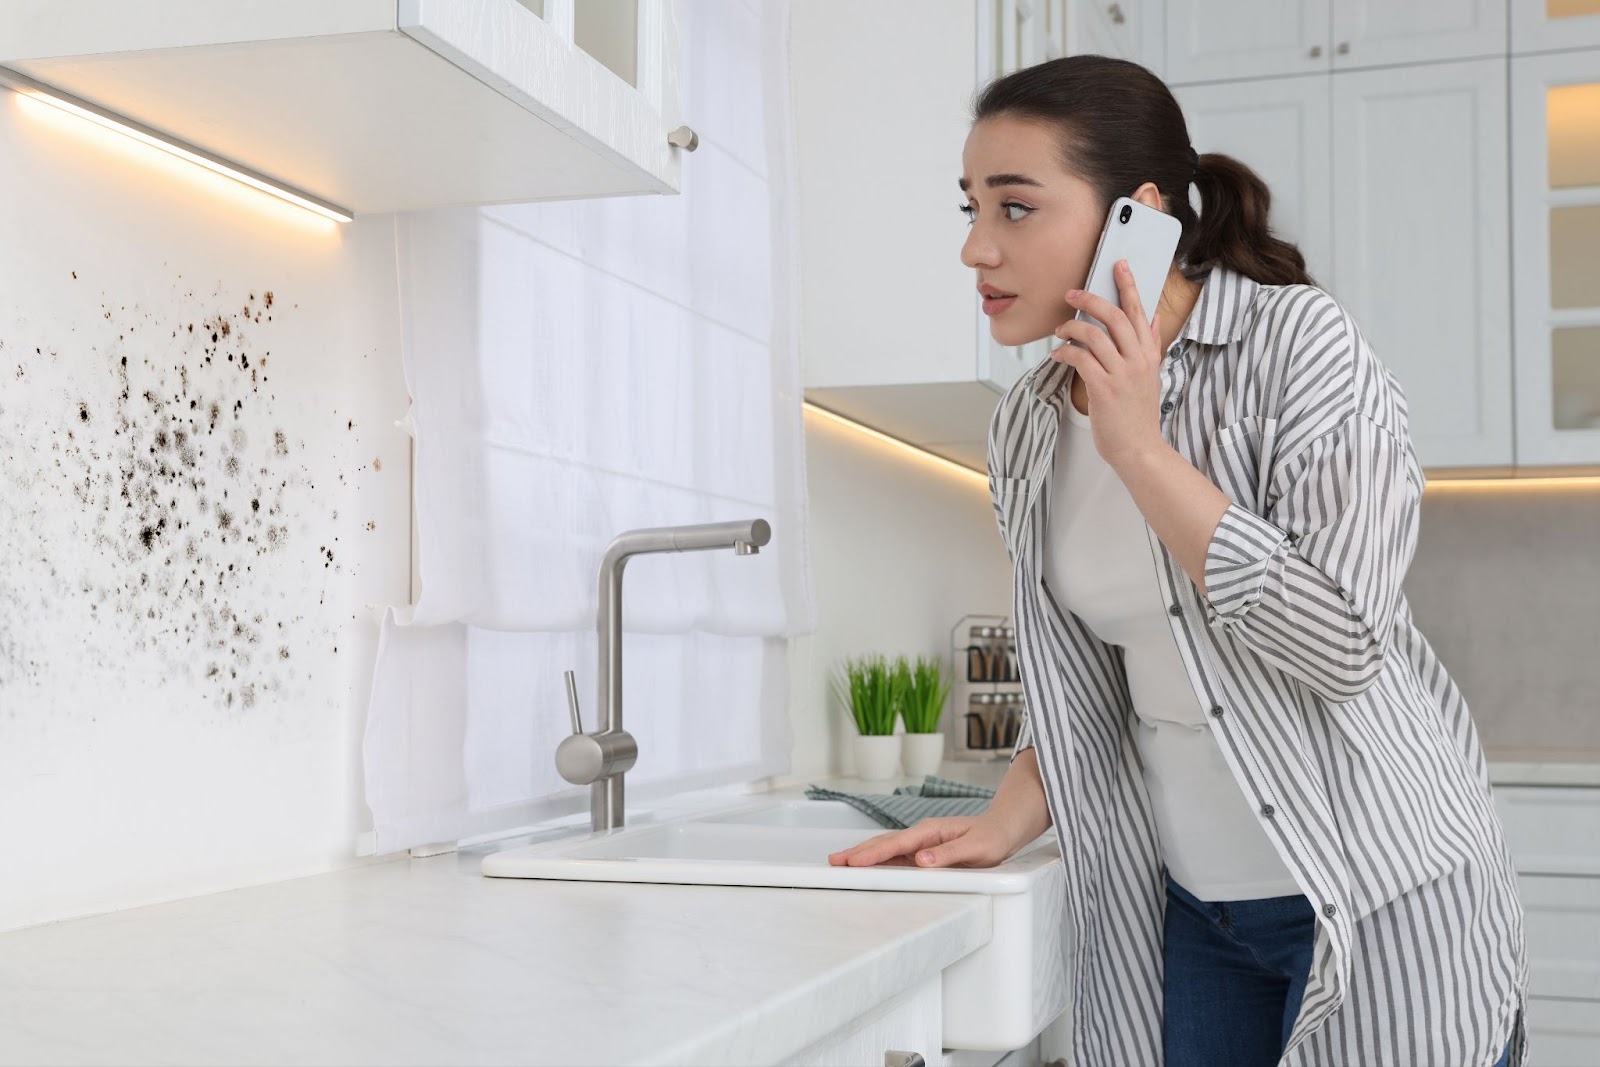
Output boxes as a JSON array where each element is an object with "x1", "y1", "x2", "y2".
[
  {"x1": 901, "y1": 732, "x2": 945, "y2": 778},
  {"x1": 852, "y1": 733, "x2": 902, "y2": 781}
]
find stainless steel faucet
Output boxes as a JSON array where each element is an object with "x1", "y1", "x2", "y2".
[{"x1": 556, "y1": 518, "x2": 772, "y2": 832}]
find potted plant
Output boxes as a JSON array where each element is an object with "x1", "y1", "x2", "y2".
[
  {"x1": 898, "y1": 654, "x2": 950, "y2": 777},
  {"x1": 835, "y1": 655, "x2": 904, "y2": 781}
]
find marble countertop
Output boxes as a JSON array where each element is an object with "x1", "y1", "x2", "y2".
[
  {"x1": 0, "y1": 752, "x2": 1587, "y2": 1066},
  {"x1": 0, "y1": 763, "x2": 1007, "y2": 1067}
]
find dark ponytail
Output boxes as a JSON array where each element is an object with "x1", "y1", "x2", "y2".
[{"x1": 971, "y1": 55, "x2": 1318, "y2": 289}]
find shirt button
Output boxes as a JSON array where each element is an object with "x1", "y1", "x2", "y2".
[
  {"x1": 1260, "y1": 803, "x2": 1275, "y2": 818},
  {"x1": 1161, "y1": 400, "x2": 1175, "y2": 414},
  {"x1": 1209, "y1": 704, "x2": 1224, "y2": 717},
  {"x1": 1168, "y1": 604, "x2": 1183, "y2": 617},
  {"x1": 1323, "y1": 903, "x2": 1338, "y2": 918}
]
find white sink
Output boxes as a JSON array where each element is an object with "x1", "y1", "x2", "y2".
[{"x1": 481, "y1": 793, "x2": 1072, "y2": 1050}]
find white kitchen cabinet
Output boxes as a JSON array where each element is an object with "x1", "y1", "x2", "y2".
[
  {"x1": 1064, "y1": 0, "x2": 1163, "y2": 72},
  {"x1": 1171, "y1": 74, "x2": 1333, "y2": 286},
  {"x1": 1165, "y1": 0, "x2": 1503, "y2": 85},
  {"x1": 793, "y1": 0, "x2": 1068, "y2": 471},
  {"x1": 1329, "y1": 58, "x2": 1513, "y2": 471},
  {"x1": 783, "y1": 974, "x2": 942, "y2": 1067},
  {"x1": 0, "y1": 0, "x2": 687, "y2": 215},
  {"x1": 1492, "y1": 782, "x2": 1600, "y2": 1063},
  {"x1": 1511, "y1": 48, "x2": 1600, "y2": 469},
  {"x1": 1513, "y1": 0, "x2": 1600, "y2": 55},
  {"x1": 1165, "y1": 0, "x2": 1330, "y2": 84}
]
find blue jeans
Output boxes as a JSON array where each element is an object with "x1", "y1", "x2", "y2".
[{"x1": 1163, "y1": 870, "x2": 1515, "y2": 1067}]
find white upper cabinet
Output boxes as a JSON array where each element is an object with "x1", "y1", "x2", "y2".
[
  {"x1": 0, "y1": 0, "x2": 687, "y2": 214},
  {"x1": 1330, "y1": 59, "x2": 1513, "y2": 471},
  {"x1": 1513, "y1": 0, "x2": 1600, "y2": 54},
  {"x1": 1329, "y1": 0, "x2": 1506, "y2": 70},
  {"x1": 793, "y1": 0, "x2": 1066, "y2": 472},
  {"x1": 1172, "y1": 75, "x2": 1333, "y2": 286},
  {"x1": 1064, "y1": 0, "x2": 1163, "y2": 72},
  {"x1": 1166, "y1": 0, "x2": 1503, "y2": 85},
  {"x1": 1511, "y1": 48, "x2": 1600, "y2": 469},
  {"x1": 1165, "y1": 0, "x2": 1332, "y2": 84}
]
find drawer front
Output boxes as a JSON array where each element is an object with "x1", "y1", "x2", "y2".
[
  {"x1": 1492, "y1": 786, "x2": 1600, "y2": 875},
  {"x1": 1519, "y1": 873, "x2": 1600, "y2": 1000},
  {"x1": 783, "y1": 974, "x2": 941, "y2": 1067},
  {"x1": 1526, "y1": 994, "x2": 1600, "y2": 1067}
]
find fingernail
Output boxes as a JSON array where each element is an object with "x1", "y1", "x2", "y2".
[
  {"x1": 1066, "y1": 289, "x2": 1082, "y2": 299},
  {"x1": 918, "y1": 851, "x2": 934, "y2": 864}
]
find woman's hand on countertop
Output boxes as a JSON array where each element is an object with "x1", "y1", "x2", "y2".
[{"x1": 826, "y1": 815, "x2": 1018, "y2": 869}]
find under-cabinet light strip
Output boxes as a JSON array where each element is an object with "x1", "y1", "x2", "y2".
[
  {"x1": 802, "y1": 401, "x2": 988, "y2": 486},
  {"x1": 0, "y1": 65, "x2": 353, "y2": 224},
  {"x1": 802, "y1": 401, "x2": 1600, "y2": 493}
]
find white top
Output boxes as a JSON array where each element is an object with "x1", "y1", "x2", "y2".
[{"x1": 1042, "y1": 392, "x2": 1302, "y2": 902}]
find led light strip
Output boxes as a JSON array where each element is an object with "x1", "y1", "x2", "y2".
[
  {"x1": 0, "y1": 65, "x2": 353, "y2": 224},
  {"x1": 803, "y1": 401, "x2": 988, "y2": 486}
]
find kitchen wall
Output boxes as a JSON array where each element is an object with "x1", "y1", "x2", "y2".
[
  {"x1": 784, "y1": 411, "x2": 1012, "y2": 780},
  {"x1": 1407, "y1": 482, "x2": 1600, "y2": 756},
  {"x1": 0, "y1": 93, "x2": 411, "y2": 933}
]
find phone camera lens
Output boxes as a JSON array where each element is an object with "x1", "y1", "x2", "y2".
[{"x1": 1119, "y1": 205, "x2": 1132, "y2": 224}]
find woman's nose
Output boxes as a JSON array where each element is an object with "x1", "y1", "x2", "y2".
[{"x1": 961, "y1": 228, "x2": 998, "y2": 270}]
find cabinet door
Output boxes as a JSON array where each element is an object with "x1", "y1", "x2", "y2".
[
  {"x1": 782, "y1": 974, "x2": 942, "y2": 1066},
  {"x1": 1165, "y1": 0, "x2": 1330, "y2": 85},
  {"x1": 1331, "y1": 0, "x2": 1505, "y2": 71},
  {"x1": 1511, "y1": 49, "x2": 1600, "y2": 468},
  {"x1": 1329, "y1": 58, "x2": 1513, "y2": 470},
  {"x1": 1513, "y1": 0, "x2": 1600, "y2": 55},
  {"x1": 1173, "y1": 75, "x2": 1333, "y2": 286}
]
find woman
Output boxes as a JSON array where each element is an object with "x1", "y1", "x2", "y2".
[{"x1": 827, "y1": 56, "x2": 1527, "y2": 1067}]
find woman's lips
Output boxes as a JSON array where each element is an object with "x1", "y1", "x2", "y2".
[{"x1": 982, "y1": 293, "x2": 1017, "y2": 316}]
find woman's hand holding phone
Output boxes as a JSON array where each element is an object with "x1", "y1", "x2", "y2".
[
  {"x1": 825, "y1": 814, "x2": 1019, "y2": 869},
  {"x1": 1053, "y1": 259, "x2": 1168, "y2": 471}
]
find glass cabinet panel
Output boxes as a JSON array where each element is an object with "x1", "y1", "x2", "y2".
[
  {"x1": 1550, "y1": 205, "x2": 1600, "y2": 308},
  {"x1": 1552, "y1": 327, "x2": 1600, "y2": 430},
  {"x1": 1549, "y1": 0, "x2": 1600, "y2": 18},
  {"x1": 1548, "y1": 84, "x2": 1600, "y2": 187}
]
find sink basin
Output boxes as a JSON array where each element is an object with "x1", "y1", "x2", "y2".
[
  {"x1": 693, "y1": 797, "x2": 887, "y2": 830},
  {"x1": 481, "y1": 793, "x2": 1072, "y2": 1050}
]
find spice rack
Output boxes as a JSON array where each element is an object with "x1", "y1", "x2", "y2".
[{"x1": 946, "y1": 613, "x2": 1024, "y2": 761}]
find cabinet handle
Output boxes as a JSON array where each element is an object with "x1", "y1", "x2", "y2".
[
  {"x1": 667, "y1": 125, "x2": 699, "y2": 151},
  {"x1": 1107, "y1": 2, "x2": 1126, "y2": 24},
  {"x1": 885, "y1": 1053, "x2": 926, "y2": 1067},
  {"x1": 1309, "y1": 44, "x2": 1322, "y2": 58},
  {"x1": 1336, "y1": 41, "x2": 1350, "y2": 55}
]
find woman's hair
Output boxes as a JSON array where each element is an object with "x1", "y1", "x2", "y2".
[{"x1": 971, "y1": 55, "x2": 1318, "y2": 288}]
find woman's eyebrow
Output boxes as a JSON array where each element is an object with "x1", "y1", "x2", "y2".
[{"x1": 957, "y1": 173, "x2": 1045, "y2": 192}]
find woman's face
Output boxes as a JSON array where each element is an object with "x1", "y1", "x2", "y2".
[{"x1": 959, "y1": 115, "x2": 1107, "y2": 348}]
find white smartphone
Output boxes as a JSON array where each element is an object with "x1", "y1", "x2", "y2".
[{"x1": 1068, "y1": 196, "x2": 1182, "y2": 343}]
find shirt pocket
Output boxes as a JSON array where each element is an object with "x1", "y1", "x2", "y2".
[
  {"x1": 990, "y1": 475, "x2": 1032, "y2": 560},
  {"x1": 1205, "y1": 415, "x2": 1278, "y2": 514}
]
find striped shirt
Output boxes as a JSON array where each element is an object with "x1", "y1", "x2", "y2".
[{"x1": 990, "y1": 264, "x2": 1529, "y2": 1067}]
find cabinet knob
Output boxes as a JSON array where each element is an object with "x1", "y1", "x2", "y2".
[
  {"x1": 667, "y1": 125, "x2": 699, "y2": 151},
  {"x1": 1309, "y1": 44, "x2": 1322, "y2": 58},
  {"x1": 1337, "y1": 41, "x2": 1350, "y2": 55},
  {"x1": 1107, "y1": 2, "x2": 1126, "y2": 25}
]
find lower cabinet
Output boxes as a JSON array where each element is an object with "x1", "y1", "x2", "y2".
[
  {"x1": 1492, "y1": 781, "x2": 1600, "y2": 1064},
  {"x1": 783, "y1": 974, "x2": 942, "y2": 1067}
]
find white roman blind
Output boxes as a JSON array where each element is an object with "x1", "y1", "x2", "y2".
[{"x1": 361, "y1": 0, "x2": 813, "y2": 854}]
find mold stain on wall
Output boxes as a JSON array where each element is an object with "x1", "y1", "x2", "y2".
[{"x1": 0, "y1": 273, "x2": 372, "y2": 728}]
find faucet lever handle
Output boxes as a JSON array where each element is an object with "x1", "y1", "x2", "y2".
[{"x1": 564, "y1": 669, "x2": 584, "y2": 735}]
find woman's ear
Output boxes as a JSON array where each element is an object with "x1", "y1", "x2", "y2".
[{"x1": 1130, "y1": 181, "x2": 1166, "y2": 212}]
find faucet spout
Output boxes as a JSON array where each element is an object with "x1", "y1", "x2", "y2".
[{"x1": 581, "y1": 518, "x2": 771, "y2": 832}]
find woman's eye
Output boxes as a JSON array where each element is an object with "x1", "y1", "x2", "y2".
[{"x1": 958, "y1": 201, "x2": 1033, "y2": 225}]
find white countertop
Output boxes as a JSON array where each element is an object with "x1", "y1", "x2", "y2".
[
  {"x1": 0, "y1": 754, "x2": 1588, "y2": 1066},
  {"x1": 0, "y1": 762, "x2": 1013, "y2": 1067}
]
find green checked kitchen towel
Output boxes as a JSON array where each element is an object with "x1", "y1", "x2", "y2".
[{"x1": 803, "y1": 774, "x2": 996, "y2": 830}]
